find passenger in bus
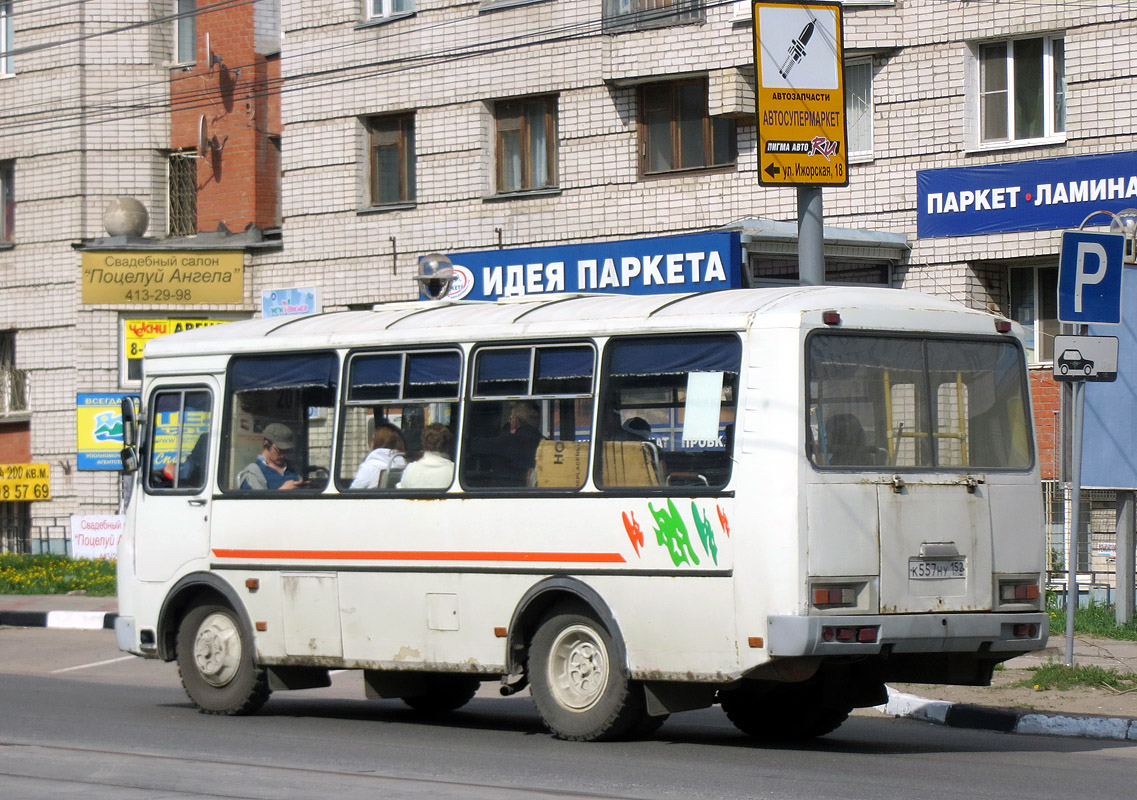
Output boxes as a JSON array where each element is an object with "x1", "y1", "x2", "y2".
[
  {"x1": 620, "y1": 417, "x2": 652, "y2": 442},
  {"x1": 236, "y1": 423, "x2": 305, "y2": 490},
  {"x1": 825, "y1": 413, "x2": 873, "y2": 467},
  {"x1": 468, "y1": 401, "x2": 543, "y2": 486},
  {"x1": 349, "y1": 422, "x2": 408, "y2": 489},
  {"x1": 397, "y1": 423, "x2": 454, "y2": 489}
]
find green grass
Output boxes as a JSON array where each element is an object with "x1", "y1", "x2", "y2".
[
  {"x1": 0, "y1": 554, "x2": 116, "y2": 596},
  {"x1": 1047, "y1": 594, "x2": 1137, "y2": 641},
  {"x1": 1016, "y1": 662, "x2": 1137, "y2": 692}
]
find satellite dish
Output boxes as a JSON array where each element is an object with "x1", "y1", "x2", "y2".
[{"x1": 197, "y1": 115, "x2": 209, "y2": 156}]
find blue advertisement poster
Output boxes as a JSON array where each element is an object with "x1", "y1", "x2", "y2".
[
  {"x1": 917, "y1": 151, "x2": 1137, "y2": 239},
  {"x1": 444, "y1": 232, "x2": 742, "y2": 301},
  {"x1": 76, "y1": 393, "x2": 137, "y2": 470}
]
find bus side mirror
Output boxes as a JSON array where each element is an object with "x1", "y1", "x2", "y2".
[
  {"x1": 120, "y1": 396, "x2": 140, "y2": 473},
  {"x1": 121, "y1": 397, "x2": 138, "y2": 447},
  {"x1": 120, "y1": 446, "x2": 140, "y2": 474}
]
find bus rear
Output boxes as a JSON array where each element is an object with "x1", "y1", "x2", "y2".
[{"x1": 724, "y1": 299, "x2": 1047, "y2": 739}]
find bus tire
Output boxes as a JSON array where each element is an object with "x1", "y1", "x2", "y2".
[
  {"x1": 402, "y1": 675, "x2": 480, "y2": 713},
  {"x1": 176, "y1": 603, "x2": 270, "y2": 716},
  {"x1": 529, "y1": 608, "x2": 649, "y2": 741},
  {"x1": 719, "y1": 681, "x2": 849, "y2": 741}
]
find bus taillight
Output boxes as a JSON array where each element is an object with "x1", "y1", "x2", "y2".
[{"x1": 821, "y1": 625, "x2": 878, "y2": 644}]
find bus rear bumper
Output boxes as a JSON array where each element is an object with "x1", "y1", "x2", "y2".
[{"x1": 767, "y1": 612, "x2": 1049, "y2": 658}]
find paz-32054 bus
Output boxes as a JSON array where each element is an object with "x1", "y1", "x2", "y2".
[{"x1": 115, "y1": 286, "x2": 1048, "y2": 741}]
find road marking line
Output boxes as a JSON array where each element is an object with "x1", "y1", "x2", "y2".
[{"x1": 51, "y1": 655, "x2": 134, "y2": 674}]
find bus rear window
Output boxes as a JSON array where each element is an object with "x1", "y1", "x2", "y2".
[{"x1": 807, "y1": 334, "x2": 1033, "y2": 470}]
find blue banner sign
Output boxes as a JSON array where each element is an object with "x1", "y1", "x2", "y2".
[
  {"x1": 917, "y1": 151, "x2": 1137, "y2": 239},
  {"x1": 444, "y1": 232, "x2": 742, "y2": 301}
]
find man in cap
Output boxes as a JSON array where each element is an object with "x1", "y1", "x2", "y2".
[{"x1": 237, "y1": 422, "x2": 305, "y2": 490}]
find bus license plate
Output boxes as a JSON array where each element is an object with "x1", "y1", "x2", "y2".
[{"x1": 908, "y1": 558, "x2": 966, "y2": 579}]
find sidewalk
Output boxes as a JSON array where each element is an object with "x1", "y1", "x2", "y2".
[
  {"x1": 3, "y1": 594, "x2": 1135, "y2": 742},
  {"x1": 878, "y1": 636, "x2": 1137, "y2": 742}
]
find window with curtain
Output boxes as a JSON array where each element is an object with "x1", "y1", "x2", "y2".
[
  {"x1": 1, "y1": 1, "x2": 14, "y2": 75},
  {"x1": 978, "y1": 35, "x2": 1065, "y2": 145},
  {"x1": 639, "y1": 80, "x2": 736, "y2": 175},
  {"x1": 1009, "y1": 264, "x2": 1058, "y2": 364},
  {"x1": 367, "y1": 113, "x2": 416, "y2": 206},
  {"x1": 369, "y1": 0, "x2": 414, "y2": 21},
  {"x1": 602, "y1": 0, "x2": 703, "y2": 32},
  {"x1": 845, "y1": 59, "x2": 873, "y2": 159},
  {"x1": 495, "y1": 96, "x2": 558, "y2": 194}
]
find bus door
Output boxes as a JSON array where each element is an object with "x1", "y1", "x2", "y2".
[
  {"x1": 135, "y1": 381, "x2": 218, "y2": 583},
  {"x1": 876, "y1": 478, "x2": 993, "y2": 614}
]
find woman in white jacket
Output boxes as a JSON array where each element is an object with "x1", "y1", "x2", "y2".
[
  {"x1": 398, "y1": 423, "x2": 454, "y2": 489},
  {"x1": 349, "y1": 422, "x2": 408, "y2": 489}
]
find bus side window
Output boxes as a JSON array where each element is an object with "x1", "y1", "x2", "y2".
[
  {"x1": 223, "y1": 353, "x2": 338, "y2": 492},
  {"x1": 337, "y1": 349, "x2": 462, "y2": 492},
  {"x1": 460, "y1": 344, "x2": 594, "y2": 490},
  {"x1": 597, "y1": 334, "x2": 740, "y2": 490},
  {"x1": 147, "y1": 388, "x2": 212, "y2": 493}
]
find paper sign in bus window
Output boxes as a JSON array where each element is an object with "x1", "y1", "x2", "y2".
[{"x1": 682, "y1": 372, "x2": 724, "y2": 444}]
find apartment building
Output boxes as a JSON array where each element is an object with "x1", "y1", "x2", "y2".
[{"x1": 1, "y1": 1, "x2": 1135, "y2": 558}]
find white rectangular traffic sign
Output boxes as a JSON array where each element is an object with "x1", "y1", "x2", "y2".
[
  {"x1": 1057, "y1": 230, "x2": 1125, "y2": 325},
  {"x1": 1053, "y1": 334, "x2": 1118, "y2": 382}
]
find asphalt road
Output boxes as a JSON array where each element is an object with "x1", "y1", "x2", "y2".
[{"x1": 2, "y1": 627, "x2": 1135, "y2": 800}]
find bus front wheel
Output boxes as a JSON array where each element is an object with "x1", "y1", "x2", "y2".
[
  {"x1": 176, "y1": 603, "x2": 270, "y2": 715},
  {"x1": 528, "y1": 608, "x2": 652, "y2": 741}
]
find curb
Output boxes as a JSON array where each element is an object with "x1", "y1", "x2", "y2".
[
  {"x1": 879, "y1": 688, "x2": 1137, "y2": 742},
  {"x1": 0, "y1": 610, "x2": 117, "y2": 630}
]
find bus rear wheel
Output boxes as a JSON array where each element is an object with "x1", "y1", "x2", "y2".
[
  {"x1": 529, "y1": 608, "x2": 652, "y2": 741},
  {"x1": 719, "y1": 681, "x2": 850, "y2": 740},
  {"x1": 402, "y1": 675, "x2": 480, "y2": 713},
  {"x1": 176, "y1": 603, "x2": 270, "y2": 715}
]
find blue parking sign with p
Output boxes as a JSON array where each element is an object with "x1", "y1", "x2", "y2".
[{"x1": 1057, "y1": 231, "x2": 1125, "y2": 325}]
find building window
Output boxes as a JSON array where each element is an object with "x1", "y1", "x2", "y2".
[
  {"x1": 1009, "y1": 264, "x2": 1058, "y2": 364},
  {"x1": 495, "y1": 96, "x2": 557, "y2": 194},
  {"x1": 747, "y1": 257, "x2": 890, "y2": 287},
  {"x1": 0, "y1": 161, "x2": 12, "y2": 244},
  {"x1": 175, "y1": 0, "x2": 196, "y2": 65},
  {"x1": 366, "y1": 114, "x2": 415, "y2": 206},
  {"x1": 0, "y1": 502, "x2": 30, "y2": 554},
  {"x1": 0, "y1": 1, "x2": 13, "y2": 75},
  {"x1": 603, "y1": 0, "x2": 703, "y2": 32},
  {"x1": 978, "y1": 35, "x2": 1065, "y2": 145},
  {"x1": 845, "y1": 59, "x2": 873, "y2": 160},
  {"x1": 640, "y1": 80, "x2": 736, "y2": 175},
  {"x1": 168, "y1": 153, "x2": 197, "y2": 236},
  {"x1": 368, "y1": 0, "x2": 414, "y2": 21}
]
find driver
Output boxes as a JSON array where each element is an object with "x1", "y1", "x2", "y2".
[{"x1": 236, "y1": 423, "x2": 306, "y2": 490}]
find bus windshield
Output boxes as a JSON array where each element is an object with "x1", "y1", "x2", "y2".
[{"x1": 807, "y1": 334, "x2": 1033, "y2": 470}]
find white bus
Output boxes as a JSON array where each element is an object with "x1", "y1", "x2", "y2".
[{"x1": 115, "y1": 286, "x2": 1048, "y2": 741}]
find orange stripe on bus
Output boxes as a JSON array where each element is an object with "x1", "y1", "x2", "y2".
[{"x1": 212, "y1": 549, "x2": 626, "y2": 564}]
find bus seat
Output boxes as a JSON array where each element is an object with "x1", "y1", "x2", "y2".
[
  {"x1": 533, "y1": 440, "x2": 588, "y2": 487},
  {"x1": 601, "y1": 441, "x2": 661, "y2": 487},
  {"x1": 381, "y1": 468, "x2": 404, "y2": 488}
]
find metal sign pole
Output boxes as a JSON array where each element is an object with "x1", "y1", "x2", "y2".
[{"x1": 1066, "y1": 376, "x2": 1084, "y2": 667}]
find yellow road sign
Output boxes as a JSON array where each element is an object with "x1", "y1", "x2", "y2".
[{"x1": 753, "y1": 1, "x2": 847, "y2": 186}]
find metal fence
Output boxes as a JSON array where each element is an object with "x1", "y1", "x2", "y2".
[
  {"x1": 0, "y1": 515, "x2": 72, "y2": 555},
  {"x1": 1044, "y1": 482, "x2": 1126, "y2": 605}
]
